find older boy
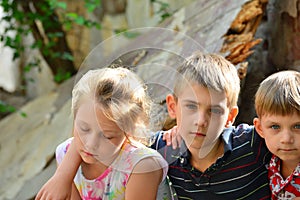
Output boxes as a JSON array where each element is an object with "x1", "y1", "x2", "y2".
[
  {"x1": 253, "y1": 70, "x2": 300, "y2": 199},
  {"x1": 36, "y1": 51, "x2": 272, "y2": 200},
  {"x1": 152, "y1": 51, "x2": 271, "y2": 199}
]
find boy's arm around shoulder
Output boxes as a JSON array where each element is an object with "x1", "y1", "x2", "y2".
[
  {"x1": 150, "y1": 131, "x2": 167, "y2": 150},
  {"x1": 150, "y1": 130, "x2": 183, "y2": 165},
  {"x1": 35, "y1": 139, "x2": 82, "y2": 200}
]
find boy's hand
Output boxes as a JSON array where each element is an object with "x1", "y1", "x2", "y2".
[
  {"x1": 162, "y1": 126, "x2": 182, "y2": 149},
  {"x1": 35, "y1": 172, "x2": 72, "y2": 200}
]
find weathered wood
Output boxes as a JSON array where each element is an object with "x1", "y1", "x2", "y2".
[{"x1": 0, "y1": 1, "x2": 267, "y2": 199}]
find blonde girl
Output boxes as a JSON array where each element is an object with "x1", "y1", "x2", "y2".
[{"x1": 36, "y1": 66, "x2": 169, "y2": 200}]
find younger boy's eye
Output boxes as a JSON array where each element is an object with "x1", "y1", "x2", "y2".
[
  {"x1": 271, "y1": 125, "x2": 280, "y2": 130},
  {"x1": 294, "y1": 124, "x2": 300, "y2": 129}
]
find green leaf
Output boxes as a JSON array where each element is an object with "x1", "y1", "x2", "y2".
[
  {"x1": 74, "y1": 16, "x2": 85, "y2": 25},
  {"x1": 66, "y1": 12, "x2": 78, "y2": 19},
  {"x1": 123, "y1": 31, "x2": 140, "y2": 39},
  {"x1": 0, "y1": 101, "x2": 16, "y2": 113},
  {"x1": 62, "y1": 52, "x2": 74, "y2": 61},
  {"x1": 56, "y1": 2, "x2": 67, "y2": 9}
]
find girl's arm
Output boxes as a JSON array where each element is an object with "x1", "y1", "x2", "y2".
[
  {"x1": 125, "y1": 157, "x2": 164, "y2": 200},
  {"x1": 35, "y1": 141, "x2": 82, "y2": 200}
]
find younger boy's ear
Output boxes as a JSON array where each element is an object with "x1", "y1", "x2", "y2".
[
  {"x1": 166, "y1": 94, "x2": 177, "y2": 118},
  {"x1": 225, "y1": 106, "x2": 238, "y2": 127},
  {"x1": 253, "y1": 117, "x2": 264, "y2": 138}
]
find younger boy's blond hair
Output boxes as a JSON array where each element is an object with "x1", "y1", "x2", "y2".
[
  {"x1": 174, "y1": 51, "x2": 240, "y2": 109},
  {"x1": 255, "y1": 70, "x2": 300, "y2": 117}
]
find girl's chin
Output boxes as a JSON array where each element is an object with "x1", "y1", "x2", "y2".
[{"x1": 81, "y1": 155, "x2": 98, "y2": 163}]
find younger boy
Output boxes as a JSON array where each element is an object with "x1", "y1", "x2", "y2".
[
  {"x1": 253, "y1": 70, "x2": 300, "y2": 199},
  {"x1": 36, "y1": 51, "x2": 272, "y2": 199}
]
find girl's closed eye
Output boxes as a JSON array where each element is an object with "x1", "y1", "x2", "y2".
[
  {"x1": 99, "y1": 131, "x2": 114, "y2": 140},
  {"x1": 81, "y1": 127, "x2": 90, "y2": 132},
  {"x1": 103, "y1": 134, "x2": 114, "y2": 140},
  {"x1": 78, "y1": 124, "x2": 90, "y2": 133}
]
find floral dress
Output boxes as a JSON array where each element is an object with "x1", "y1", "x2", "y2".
[{"x1": 56, "y1": 137, "x2": 170, "y2": 200}]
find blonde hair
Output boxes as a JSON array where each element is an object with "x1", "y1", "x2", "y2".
[
  {"x1": 72, "y1": 66, "x2": 153, "y2": 145},
  {"x1": 255, "y1": 70, "x2": 300, "y2": 117},
  {"x1": 174, "y1": 51, "x2": 240, "y2": 108}
]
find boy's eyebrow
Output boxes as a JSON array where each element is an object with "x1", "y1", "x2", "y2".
[{"x1": 182, "y1": 99, "x2": 224, "y2": 108}]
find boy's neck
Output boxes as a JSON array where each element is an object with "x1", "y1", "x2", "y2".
[
  {"x1": 189, "y1": 139, "x2": 224, "y2": 172},
  {"x1": 281, "y1": 159, "x2": 299, "y2": 179}
]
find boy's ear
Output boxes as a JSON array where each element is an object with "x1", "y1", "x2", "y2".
[
  {"x1": 166, "y1": 94, "x2": 177, "y2": 118},
  {"x1": 225, "y1": 106, "x2": 239, "y2": 127},
  {"x1": 253, "y1": 117, "x2": 264, "y2": 138}
]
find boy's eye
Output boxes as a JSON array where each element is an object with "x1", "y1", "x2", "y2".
[
  {"x1": 210, "y1": 108, "x2": 223, "y2": 115},
  {"x1": 271, "y1": 125, "x2": 280, "y2": 130},
  {"x1": 294, "y1": 124, "x2": 300, "y2": 129},
  {"x1": 186, "y1": 104, "x2": 197, "y2": 110}
]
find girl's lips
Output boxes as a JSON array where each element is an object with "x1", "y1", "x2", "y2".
[{"x1": 83, "y1": 151, "x2": 94, "y2": 156}]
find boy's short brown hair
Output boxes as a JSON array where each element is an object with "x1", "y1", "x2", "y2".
[
  {"x1": 174, "y1": 51, "x2": 240, "y2": 109},
  {"x1": 255, "y1": 70, "x2": 300, "y2": 117}
]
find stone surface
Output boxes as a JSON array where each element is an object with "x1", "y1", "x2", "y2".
[{"x1": 0, "y1": 0, "x2": 252, "y2": 199}]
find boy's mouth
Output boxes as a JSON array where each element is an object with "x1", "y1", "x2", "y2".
[{"x1": 192, "y1": 132, "x2": 206, "y2": 137}]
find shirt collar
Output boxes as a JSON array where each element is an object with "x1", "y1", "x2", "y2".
[{"x1": 177, "y1": 127, "x2": 234, "y2": 166}]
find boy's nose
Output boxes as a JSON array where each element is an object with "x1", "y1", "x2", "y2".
[
  {"x1": 280, "y1": 130, "x2": 294, "y2": 144},
  {"x1": 194, "y1": 112, "x2": 208, "y2": 127}
]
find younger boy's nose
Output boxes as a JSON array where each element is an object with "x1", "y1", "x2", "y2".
[{"x1": 280, "y1": 130, "x2": 294, "y2": 144}]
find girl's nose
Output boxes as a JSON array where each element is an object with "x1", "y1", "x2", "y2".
[{"x1": 84, "y1": 133, "x2": 100, "y2": 152}]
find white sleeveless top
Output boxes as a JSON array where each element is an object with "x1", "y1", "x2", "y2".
[{"x1": 56, "y1": 137, "x2": 171, "y2": 200}]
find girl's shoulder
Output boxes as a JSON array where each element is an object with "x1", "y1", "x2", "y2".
[
  {"x1": 115, "y1": 141, "x2": 168, "y2": 175},
  {"x1": 55, "y1": 137, "x2": 73, "y2": 164}
]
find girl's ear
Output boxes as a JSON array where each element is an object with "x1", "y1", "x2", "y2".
[
  {"x1": 253, "y1": 117, "x2": 264, "y2": 138},
  {"x1": 166, "y1": 94, "x2": 177, "y2": 118},
  {"x1": 225, "y1": 106, "x2": 238, "y2": 127}
]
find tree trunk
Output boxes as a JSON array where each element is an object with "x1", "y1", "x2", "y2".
[
  {"x1": 236, "y1": 0, "x2": 300, "y2": 125},
  {"x1": 20, "y1": 0, "x2": 77, "y2": 83}
]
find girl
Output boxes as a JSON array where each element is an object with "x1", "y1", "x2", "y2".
[{"x1": 36, "y1": 66, "x2": 169, "y2": 199}]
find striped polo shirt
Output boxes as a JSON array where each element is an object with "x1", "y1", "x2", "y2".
[{"x1": 151, "y1": 124, "x2": 272, "y2": 200}]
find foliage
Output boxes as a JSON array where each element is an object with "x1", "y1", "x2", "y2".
[
  {"x1": 151, "y1": 0, "x2": 171, "y2": 22},
  {"x1": 0, "y1": 0, "x2": 100, "y2": 81},
  {"x1": 0, "y1": 0, "x2": 101, "y2": 115}
]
